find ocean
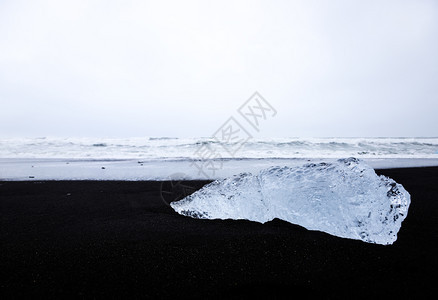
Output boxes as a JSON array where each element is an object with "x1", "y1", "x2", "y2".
[{"x1": 1, "y1": 137, "x2": 437, "y2": 180}]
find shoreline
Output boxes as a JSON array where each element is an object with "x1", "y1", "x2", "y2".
[
  {"x1": 1, "y1": 167, "x2": 437, "y2": 298},
  {"x1": 1, "y1": 157, "x2": 438, "y2": 181}
]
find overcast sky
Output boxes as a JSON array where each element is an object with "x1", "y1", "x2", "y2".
[{"x1": 0, "y1": 0, "x2": 437, "y2": 138}]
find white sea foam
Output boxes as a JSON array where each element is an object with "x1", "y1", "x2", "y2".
[
  {"x1": 0, "y1": 137, "x2": 437, "y2": 180},
  {"x1": 0, "y1": 137, "x2": 438, "y2": 159}
]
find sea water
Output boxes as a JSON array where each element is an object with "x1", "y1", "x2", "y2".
[{"x1": 0, "y1": 137, "x2": 437, "y2": 180}]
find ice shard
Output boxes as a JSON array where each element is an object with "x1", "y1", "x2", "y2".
[{"x1": 170, "y1": 158, "x2": 410, "y2": 245}]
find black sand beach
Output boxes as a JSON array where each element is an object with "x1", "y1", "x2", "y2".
[{"x1": 1, "y1": 167, "x2": 437, "y2": 298}]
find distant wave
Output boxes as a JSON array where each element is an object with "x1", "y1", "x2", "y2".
[
  {"x1": 149, "y1": 137, "x2": 179, "y2": 140},
  {"x1": 0, "y1": 137, "x2": 437, "y2": 159},
  {"x1": 92, "y1": 143, "x2": 107, "y2": 147}
]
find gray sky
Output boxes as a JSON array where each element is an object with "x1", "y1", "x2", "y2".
[{"x1": 0, "y1": 0, "x2": 437, "y2": 138}]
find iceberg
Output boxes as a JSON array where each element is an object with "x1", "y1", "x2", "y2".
[{"x1": 170, "y1": 158, "x2": 410, "y2": 245}]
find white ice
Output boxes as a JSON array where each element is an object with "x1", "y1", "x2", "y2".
[{"x1": 171, "y1": 158, "x2": 411, "y2": 245}]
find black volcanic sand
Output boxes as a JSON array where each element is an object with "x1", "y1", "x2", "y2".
[{"x1": 1, "y1": 167, "x2": 437, "y2": 299}]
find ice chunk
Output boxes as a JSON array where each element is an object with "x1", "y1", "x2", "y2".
[{"x1": 170, "y1": 158, "x2": 410, "y2": 245}]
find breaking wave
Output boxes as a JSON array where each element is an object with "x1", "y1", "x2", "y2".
[{"x1": 0, "y1": 137, "x2": 437, "y2": 159}]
